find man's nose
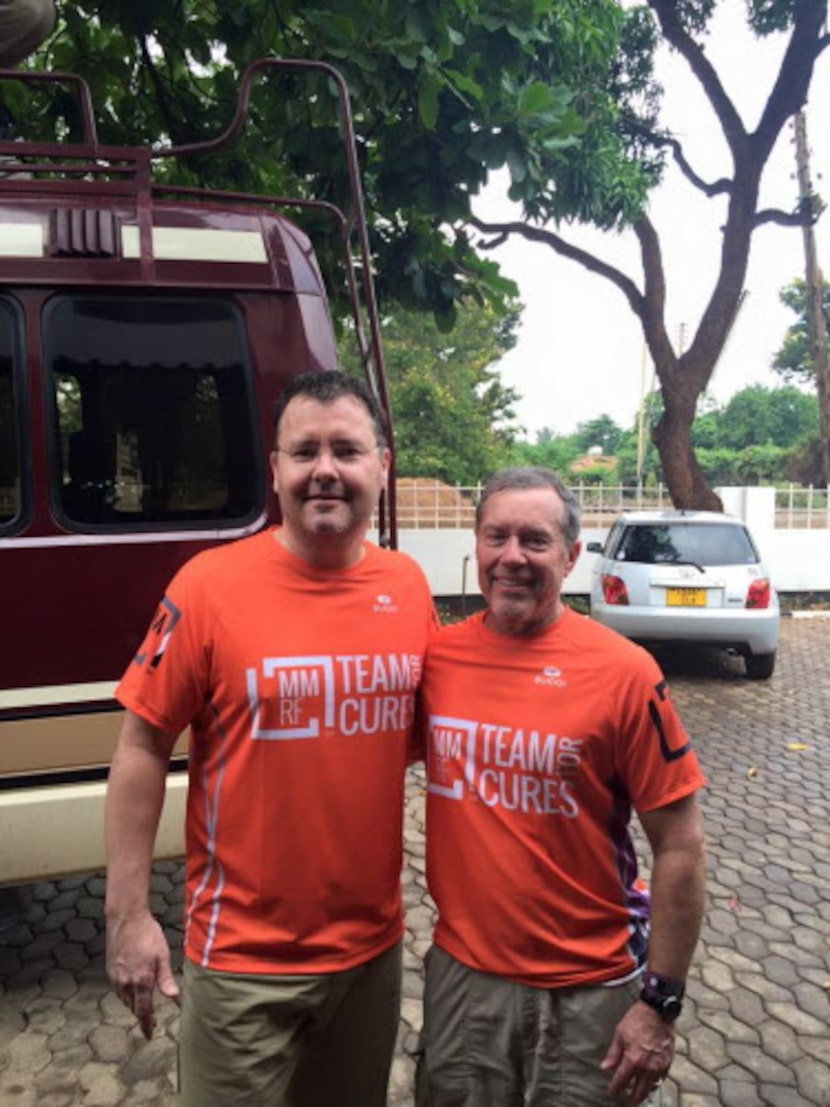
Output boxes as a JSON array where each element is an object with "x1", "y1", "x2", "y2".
[
  {"x1": 310, "y1": 447, "x2": 339, "y2": 480},
  {"x1": 498, "y1": 536, "x2": 526, "y2": 564}
]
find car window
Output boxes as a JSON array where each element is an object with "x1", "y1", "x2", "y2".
[{"x1": 616, "y1": 523, "x2": 758, "y2": 566}]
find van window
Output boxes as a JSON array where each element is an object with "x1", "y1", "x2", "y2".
[
  {"x1": 0, "y1": 299, "x2": 22, "y2": 527},
  {"x1": 44, "y1": 295, "x2": 262, "y2": 528}
]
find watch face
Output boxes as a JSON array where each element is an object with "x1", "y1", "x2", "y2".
[{"x1": 661, "y1": 995, "x2": 683, "y2": 1022}]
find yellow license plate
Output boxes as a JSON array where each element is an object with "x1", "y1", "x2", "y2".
[{"x1": 666, "y1": 588, "x2": 706, "y2": 607}]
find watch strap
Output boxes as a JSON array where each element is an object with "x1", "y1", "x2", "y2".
[{"x1": 642, "y1": 972, "x2": 685, "y2": 999}]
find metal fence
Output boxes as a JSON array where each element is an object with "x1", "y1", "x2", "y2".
[
  {"x1": 387, "y1": 482, "x2": 830, "y2": 530},
  {"x1": 774, "y1": 484, "x2": 830, "y2": 529}
]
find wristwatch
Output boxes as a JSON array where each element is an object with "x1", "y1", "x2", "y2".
[{"x1": 638, "y1": 972, "x2": 685, "y2": 1023}]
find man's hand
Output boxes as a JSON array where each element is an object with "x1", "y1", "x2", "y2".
[
  {"x1": 601, "y1": 1001, "x2": 674, "y2": 1105},
  {"x1": 106, "y1": 911, "x2": 180, "y2": 1040}
]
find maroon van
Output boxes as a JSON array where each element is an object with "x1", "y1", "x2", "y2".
[{"x1": 0, "y1": 60, "x2": 393, "y2": 882}]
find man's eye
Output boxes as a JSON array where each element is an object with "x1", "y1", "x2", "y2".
[
  {"x1": 527, "y1": 538, "x2": 552, "y2": 552},
  {"x1": 483, "y1": 532, "x2": 507, "y2": 546},
  {"x1": 333, "y1": 445, "x2": 362, "y2": 460},
  {"x1": 291, "y1": 447, "x2": 317, "y2": 461}
]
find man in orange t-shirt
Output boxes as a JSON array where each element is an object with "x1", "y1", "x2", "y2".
[
  {"x1": 416, "y1": 467, "x2": 706, "y2": 1107},
  {"x1": 105, "y1": 371, "x2": 436, "y2": 1107}
]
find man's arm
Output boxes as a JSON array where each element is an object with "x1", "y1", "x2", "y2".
[
  {"x1": 602, "y1": 792, "x2": 706, "y2": 1105},
  {"x1": 105, "y1": 709, "x2": 181, "y2": 1039},
  {"x1": 638, "y1": 791, "x2": 707, "y2": 981}
]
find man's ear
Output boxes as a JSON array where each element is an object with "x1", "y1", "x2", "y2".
[
  {"x1": 564, "y1": 541, "x2": 582, "y2": 577},
  {"x1": 269, "y1": 450, "x2": 280, "y2": 495}
]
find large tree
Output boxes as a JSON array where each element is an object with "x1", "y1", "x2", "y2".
[{"x1": 470, "y1": 2, "x2": 829, "y2": 508}]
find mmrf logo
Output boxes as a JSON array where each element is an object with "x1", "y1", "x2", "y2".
[
  {"x1": 246, "y1": 652, "x2": 419, "y2": 741},
  {"x1": 247, "y1": 656, "x2": 334, "y2": 740}
]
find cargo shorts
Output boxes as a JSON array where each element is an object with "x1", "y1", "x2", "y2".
[{"x1": 416, "y1": 945, "x2": 665, "y2": 1107}]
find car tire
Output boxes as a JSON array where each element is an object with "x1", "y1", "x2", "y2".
[{"x1": 745, "y1": 650, "x2": 776, "y2": 680}]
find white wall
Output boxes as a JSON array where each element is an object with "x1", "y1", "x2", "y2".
[{"x1": 398, "y1": 485, "x2": 830, "y2": 597}]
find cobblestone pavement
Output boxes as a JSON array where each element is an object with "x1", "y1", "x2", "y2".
[{"x1": 1, "y1": 617, "x2": 829, "y2": 1106}]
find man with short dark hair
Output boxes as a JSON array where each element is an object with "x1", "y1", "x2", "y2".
[
  {"x1": 417, "y1": 466, "x2": 706, "y2": 1107},
  {"x1": 105, "y1": 370, "x2": 437, "y2": 1107}
]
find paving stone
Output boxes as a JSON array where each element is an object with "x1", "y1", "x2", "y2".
[
  {"x1": 792, "y1": 1054, "x2": 830, "y2": 1105},
  {"x1": 727, "y1": 1042, "x2": 796, "y2": 1085},
  {"x1": 686, "y1": 1024, "x2": 729, "y2": 1072},
  {"x1": 119, "y1": 1038, "x2": 177, "y2": 1084},
  {"x1": 0, "y1": 1072, "x2": 37, "y2": 1105},
  {"x1": 759, "y1": 1086, "x2": 822, "y2": 1107},
  {"x1": 717, "y1": 1082, "x2": 766, "y2": 1107},
  {"x1": 77, "y1": 1060, "x2": 126, "y2": 1106},
  {"x1": 5, "y1": 1030, "x2": 51, "y2": 1073},
  {"x1": 89, "y1": 1025, "x2": 130, "y2": 1064}
]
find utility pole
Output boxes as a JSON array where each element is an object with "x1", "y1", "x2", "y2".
[{"x1": 794, "y1": 108, "x2": 830, "y2": 484}]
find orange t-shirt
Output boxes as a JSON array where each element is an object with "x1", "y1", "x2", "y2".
[
  {"x1": 420, "y1": 607, "x2": 704, "y2": 988},
  {"x1": 117, "y1": 529, "x2": 436, "y2": 974}
]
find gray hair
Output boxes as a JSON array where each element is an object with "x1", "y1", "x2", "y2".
[{"x1": 476, "y1": 467, "x2": 581, "y2": 546}]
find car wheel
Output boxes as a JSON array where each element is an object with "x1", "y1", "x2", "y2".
[{"x1": 745, "y1": 651, "x2": 776, "y2": 680}]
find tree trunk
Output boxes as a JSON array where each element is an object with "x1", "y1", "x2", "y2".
[{"x1": 652, "y1": 397, "x2": 723, "y2": 511}]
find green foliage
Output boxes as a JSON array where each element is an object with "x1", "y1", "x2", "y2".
[
  {"x1": 570, "y1": 463, "x2": 619, "y2": 486},
  {"x1": 706, "y1": 385, "x2": 817, "y2": 451},
  {"x1": 343, "y1": 299, "x2": 521, "y2": 485},
  {"x1": 773, "y1": 279, "x2": 830, "y2": 385},
  {"x1": 614, "y1": 429, "x2": 661, "y2": 485},
  {"x1": 572, "y1": 413, "x2": 624, "y2": 455},
  {"x1": 506, "y1": 383, "x2": 820, "y2": 488},
  {"x1": 733, "y1": 443, "x2": 791, "y2": 484},
  {"x1": 508, "y1": 433, "x2": 580, "y2": 473},
  {"x1": 37, "y1": 0, "x2": 635, "y2": 320}
]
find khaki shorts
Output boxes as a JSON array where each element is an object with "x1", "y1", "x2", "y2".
[
  {"x1": 416, "y1": 946, "x2": 664, "y2": 1107},
  {"x1": 179, "y1": 941, "x2": 402, "y2": 1107}
]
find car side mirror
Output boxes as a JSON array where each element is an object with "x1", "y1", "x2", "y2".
[{"x1": 586, "y1": 541, "x2": 604, "y2": 554}]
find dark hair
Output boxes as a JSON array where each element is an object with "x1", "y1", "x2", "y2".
[
  {"x1": 273, "y1": 370, "x2": 388, "y2": 447},
  {"x1": 476, "y1": 467, "x2": 581, "y2": 546}
]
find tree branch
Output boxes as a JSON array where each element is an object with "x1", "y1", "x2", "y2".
[
  {"x1": 650, "y1": 134, "x2": 731, "y2": 197},
  {"x1": 754, "y1": 206, "x2": 821, "y2": 229},
  {"x1": 752, "y1": 3, "x2": 827, "y2": 164},
  {"x1": 138, "y1": 35, "x2": 185, "y2": 146},
  {"x1": 648, "y1": 0, "x2": 747, "y2": 161},
  {"x1": 467, "y1": 214, "x2": 646, "y2": 319}
]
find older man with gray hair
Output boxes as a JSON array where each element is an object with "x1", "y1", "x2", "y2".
[{"x1": 417, "y1": 466, "x2": 707, "y2": 1107}]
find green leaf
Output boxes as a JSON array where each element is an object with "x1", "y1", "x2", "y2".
[{"x1": 417, "y1": 72, "x2": 441, "y2": 130}]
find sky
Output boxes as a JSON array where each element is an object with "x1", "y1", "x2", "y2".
[{"x1": 475, "y1": 4, "x2": 830, "y2": 440}]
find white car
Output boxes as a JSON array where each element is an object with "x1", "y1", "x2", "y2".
[{"x1": 587, "y1": 510, "x2": 780, "y2": 679}]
